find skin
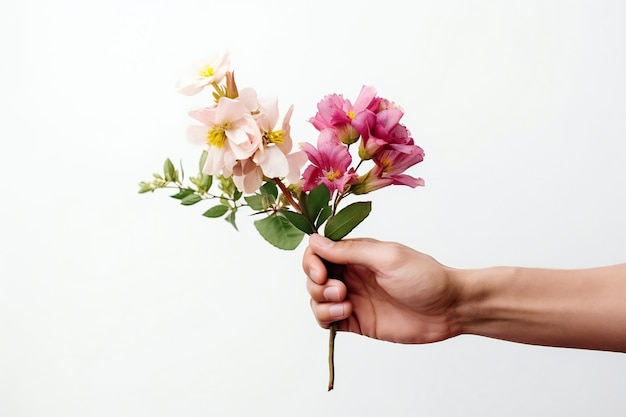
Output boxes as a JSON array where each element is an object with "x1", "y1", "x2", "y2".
[{"x1": 303, "y1": 234, "x2": 626, "y2": 352}]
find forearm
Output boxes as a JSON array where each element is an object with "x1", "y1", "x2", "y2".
[{"x1": 454, "y1": 264, "x2": 626, "y2": 352}]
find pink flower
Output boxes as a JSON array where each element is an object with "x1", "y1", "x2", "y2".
[
  {"x1": 187, "y1": 97, "x2": 262, "y2": 177},
  {"x1": 358, "y1": 105, "x2": 415, "y2": 160},
  {"x1": 300, "y1": 129, "x2": 358, "y2": 194},
  {"x1": 352, "y1": 146, "x2": 425, "y2": 194},
  {"x1": 309, "y1": 85, "x2": 378, "y2": 144},
  {"x1": 176, "y1": 52, "x2": 231, "y2": 96}
]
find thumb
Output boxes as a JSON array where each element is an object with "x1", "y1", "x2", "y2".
[{"x1": 308, "y1": 234, "x2": 383, "y2": 269}]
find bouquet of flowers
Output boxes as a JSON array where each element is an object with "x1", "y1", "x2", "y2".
[{"x1": 139, "y1": 52, "x2": 425, "y2": 390}]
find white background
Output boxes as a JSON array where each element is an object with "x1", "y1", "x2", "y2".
[{"x1": 2, "y1": 0, "x2": 626, "y2": 416}]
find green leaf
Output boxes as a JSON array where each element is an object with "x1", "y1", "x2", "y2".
[
  {"x1": 261, "y1": 181, "x2": 278, "y2": 200},
  {"x1": 324, "y1": 201, "x2": 372, "y2": 241},
  {"x1": 199, "y1": 151, "x2": 208, "y2": 172},
  {"x1": 254, "y1": 215, "x2": 305, "y2": 250},
  {"x1": 304, "y1": 184, "x2": 330, "y2": 223},
  {"x1": 163, "y1": 158, "x2": 176, "y2": 182},
  {"x1": 199, "y1": 174, "x2": 212, "y2": 193},
  {"x1": 282, "y1": 210, "x2": 315, "y2": 235},
  {"x1": 244, "y1": 194, "x2": 265, "y2": 211},
  {"x1": 316, "y1": 205, "x2": 332, "y2": 228},
  {"x1": 224, "y1": 210, "x2": 238, "y2": 230},
  {"x1": 202, "y1": 205, "x2": 229, "y2": 218},
  {"x1": 180, "y1": 194, "x2": 202, "y2": 206},
  {"x1": 170, "y1": 188, "x2": 195, "y2": 200}
]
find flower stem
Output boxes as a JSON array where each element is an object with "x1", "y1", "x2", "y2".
[
  {"x1": 322, "y1": 259, "x2": 344, "y2": 391},
  {"x1": 328, "y1": 323, "x2": 337, "y2": 391},
  {"x1": 272, "y1": 177, "x2": 302, "y2": 213}
]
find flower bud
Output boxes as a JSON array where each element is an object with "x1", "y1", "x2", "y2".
[
  {"x1": 358, "y1": 140, "x2": 373, "y2": 160},
  {"x1": 337, "y1": 124, "x2": 360, "y2": 145},
  {"x1": 225, "y1": 71, "x2": 239, "y2": 99}
]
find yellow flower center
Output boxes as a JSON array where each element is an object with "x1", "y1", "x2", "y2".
[
  {"x1": 325, "y1": 169, "x2": 339, "y2": 182},
  {"x1": 263, "y1": 129, "x2": 285, "y2": 145},
  {"x1": 379, "y1": 156, "x2": 393, "y2": 171},
  {"x1": 207, "y1": 122, "x2": 231, "y2": 148},
  {"x1": 201, "y1": 65, "x2": 215, "y2": 78},
  {"x1": 347, "y1": 110, "x2": 356, "y2": 120}
]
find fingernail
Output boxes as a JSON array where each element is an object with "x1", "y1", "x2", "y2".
[
  {"x1": 323, "y1": 287, "x2": 340, "y2": 301},
  {"x1": 329, "y1": 304, "x2": 345, "y2": 318},
  {"x1": 310, "y1": 268, "x2": 323, "y2": 283}
]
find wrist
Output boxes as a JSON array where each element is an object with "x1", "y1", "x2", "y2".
[{"x1": 450, "y1": 266, "x2": 517, "y2": 337}]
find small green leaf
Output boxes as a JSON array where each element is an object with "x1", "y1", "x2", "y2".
[
  {"x1": 254, "y1": 215, "x2": 305, "y2": 250},
  {"x1": 170, "y1": 188, "x2": 195, "y2": 200},
  {"x1": 218, "y1": 175, "x2": 236, "y2": 196},
  {"x1": 199, "y1": 151, "x2": 208, "y2": 172},
  {"x1": 199, "y1": 174, "x2": 212, "y2": 193},
  {"x1": 224, "y1": 210, "x2": 238, "y2": 230},
  {"x1": 233, "y1": 189, "x2": 243, "y2": 201},
  {"x1": 282, "y1": 210, "x2": 315, "y2": 235},
  {"x1": 244, "y1": 195, "x2": 265, "y2": 211},
  {"x1": 324, "y1": 201, "x2": 372, "y2": 241},
  {"x1": 181, "y1": 194, "x2": 202, "y2": 206},
  {"x1": 163, "y1": 158, "x2": 177, "y2": 182},
  {"x1": 202, "y1": 205, "x2": 229, "y2": 218},
  {"x1": 138, "y1": 181, "x2": 154, "y2": 194}
]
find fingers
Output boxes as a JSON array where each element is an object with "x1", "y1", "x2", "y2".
[
  {"x1": 305, "y1": 265, "x2": 350, "y2": 327},
  {"x1": 307, "y1": 234, "x2": 383, "y2": 269},
  {"x1": 310, "y1": 299, "x2": 353, "y2": 328},
  {"x1": 304, "y1": 234, "x2": 376, "y2": 329},
  {"x1": 302, "y1": 244, "x2": 328, "y2": 285},
  {"x1": 304, "y1": 241, "x2": 351, "y2": 328},
  {"x1": 306, "y1": 276, "x2": 348, "y2": 303}
]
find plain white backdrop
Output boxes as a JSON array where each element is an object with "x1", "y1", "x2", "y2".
[{"x1": 1, "y1": 0, "x2": 626, "y2": 416}]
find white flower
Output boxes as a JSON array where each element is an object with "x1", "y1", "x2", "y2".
[{"x1": 176, "y1": 52, "x2": 230, "y2": 96}]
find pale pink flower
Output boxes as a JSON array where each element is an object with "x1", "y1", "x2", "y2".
[
  {"x1": 187, "y1": 97, "x2": 262, "y2": 177},
  {"x1": 231, "y1": 104, "x2": 307, "y2": 193},
  {"x1": 177, "y1": 52, "x2": 231, "y2": 96},
  {"x1": 309, "y1": 85, "x2": 378, "y2": 144},
  {"x1": 300, "y1": 129, "x2": 358, "y2": 194},
  {"x1": 232, "y1": 158, "x2": 264, "y2": 194},
  {"x1": 275, "y1": 105, "x2": 309, "y2": 185},
  {"x1": 237, "y1": 88, "x2": 261, "y2": 113},
  {"x1": 252, "y1": 99, "x2": 291, "y2": 178}
]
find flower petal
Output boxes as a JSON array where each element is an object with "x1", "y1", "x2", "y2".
[
  {"x1": 286, "y1": 150, "x2": 308, "y2": 184},
  {"x1": 187, "y1": 125, "x2": 209, "y2": 146},
  {"x1": 254, "y1": 146, "x2": 289, "y2": 178},
  {"x1": 202, "y1": 146, "x2": 225, "y2": 175}
]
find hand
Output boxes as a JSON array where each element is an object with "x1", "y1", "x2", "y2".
[{"x1": 303, "y1": 234, "x2": 462, "y2": 344}]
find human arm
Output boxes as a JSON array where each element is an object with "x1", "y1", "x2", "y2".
[
  {"x1": 303, "y1": 234, "x2": 626, "y2": 352},
  {"x1": 458, "y1": 263, "x2": 626, "y2": 352}
]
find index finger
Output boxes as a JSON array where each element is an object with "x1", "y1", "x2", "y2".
[{"x1": 302, "y1": 244, "x2": 327, "y2": 285}]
